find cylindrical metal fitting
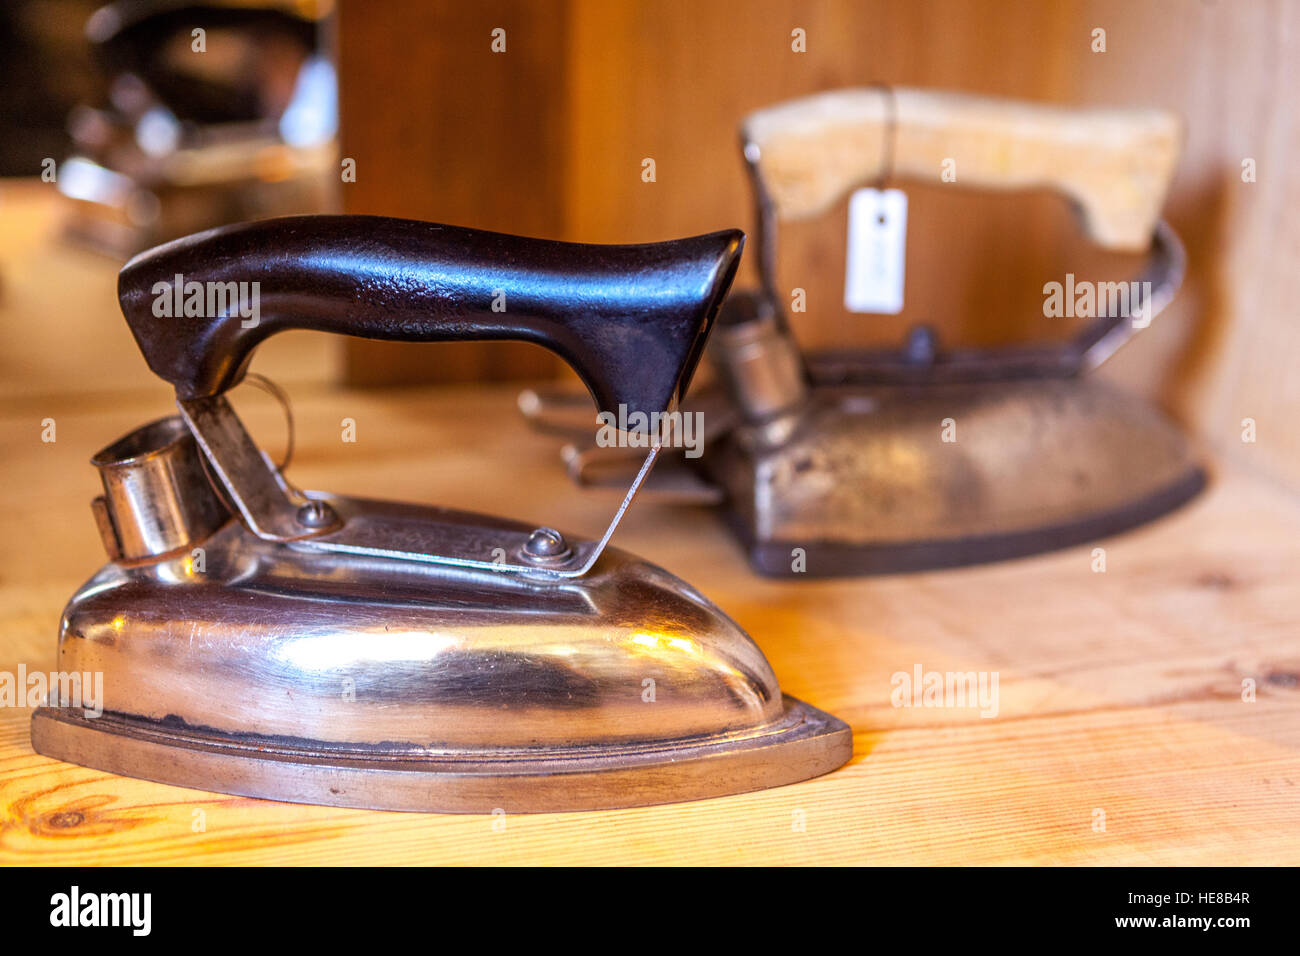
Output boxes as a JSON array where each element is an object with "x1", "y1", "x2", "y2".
[
  {"x1": 91, "y1": 416, "x2": 230, "y2": 560},
  {"x1": 710, "y1": 292, "x2": 809, "y2": 422}
]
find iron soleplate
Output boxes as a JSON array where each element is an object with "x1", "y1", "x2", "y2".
[
  {"x1": 32, "y1": 697, "x2": 851, "y2": 813},
  {"x1": 736, "y1": 466, "x2": 1206, "y2": 577},
  {"x1": 711, "y1": 377, "x2": 1207, "y2": 578}
]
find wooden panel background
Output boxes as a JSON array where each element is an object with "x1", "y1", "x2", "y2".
[
  {"x1": 336, "y1": 0, "x2": 569, "y2": 386},
  {"x1": 338, "y1": 0, "x2": 1300, "y2": 489}
]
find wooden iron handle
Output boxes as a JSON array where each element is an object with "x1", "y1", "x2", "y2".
[{"x1": 742, "y1": 88, "x2": 1182, "y2": 251}]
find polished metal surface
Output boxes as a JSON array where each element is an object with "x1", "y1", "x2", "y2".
[
  {"x1": 53, "y1": 499, "x2": 783, "y2": 748},
  {"x1": 173, "y1": 350, "x2": 674, "y2": 575},
  {"x1": 91, "y1": 415, "x2": 229, "y2": 560},
  {"x1": 177, "y1": 395, "x2": 332, "y2": 541},
  {"x1": 33, "y1": 213, "x2": 852, "y2": 811},
  {"x1": 293, "y1": 454, "x2": 659, "y2": 578},
  {"x1": 33, "y1": 495, "x2": 851, "y2": 810}
]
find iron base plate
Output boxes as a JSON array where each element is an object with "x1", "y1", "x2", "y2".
[
  {"x1": 31, "y1": 696, "x2": 852, "y2": 813},
  {"x1": 738, "y1": 465, "x2": 1207, "y2": 578}
]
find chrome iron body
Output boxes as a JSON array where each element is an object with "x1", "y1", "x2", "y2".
[
  {"x1": 32, "y1": 215, "x2": 852, "y2": 812},
  {"x1": 36, "y1": 490, "x2": 847, "y2": 812}
]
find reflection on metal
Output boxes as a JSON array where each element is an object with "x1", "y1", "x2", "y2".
[
  {"x1": 33, "y1": 498, "x2": 851, "y2": 812},
  {"x1": 90, "y1": 415, "x2": 229, "y2": 560},
  {"x1": 31, "y1": 214, "x2": 852, "y2": 812}
]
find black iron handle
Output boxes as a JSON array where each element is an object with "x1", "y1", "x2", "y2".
[{"x1": 118, "y1": 215, "x2": 744, "y2": 417}]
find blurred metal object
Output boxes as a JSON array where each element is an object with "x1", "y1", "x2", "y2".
[
  {"x1": 703, "y1": 314, "x2": 1207, "y2": 576},
  {"x1": 525, "y1": 88, "x2": 1206, "y2": 577},
  {"x1": 58, "y1": 0, "x2": 339, "y2": 256},
  {"x1": 711, "y1": 293, "x2": 807, "y2": 422},
  {"x1": 31, "y1": 215, "x2": 852, "y2": 812}
]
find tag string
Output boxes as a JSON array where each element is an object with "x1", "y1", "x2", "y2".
[{"x1": 871, "y1": 82, "x2": 897, "y2": 189}]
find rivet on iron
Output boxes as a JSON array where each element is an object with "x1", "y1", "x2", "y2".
[
  {"x1": 296, "y1": 500, "x2": 336, "y2": 528},
  {"x1": 522, "y1": 527, "x2": 569, "y2": 560}
]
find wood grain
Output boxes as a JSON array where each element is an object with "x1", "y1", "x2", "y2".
[
  {"x1": 336, "y1": 0, "x2": 567, "y2": 387},
  {"x1": 2, "y1": 107, "x2": 1298, "y2": 862},
  {"x1": 1, "y1": 377, "x2": 1298, "y2": 864},
  {"x1": 743, "y1": 88, "x2": 1181, "y2": 250}
]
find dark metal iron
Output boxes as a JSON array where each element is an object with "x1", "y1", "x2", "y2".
[{"x1": 523, "y1": 90, "x2": 1206, "y2": 578}]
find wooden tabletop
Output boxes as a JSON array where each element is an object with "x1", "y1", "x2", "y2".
[{"x1": 2, "y1": 184, "x2": 1298, "y2": 865}]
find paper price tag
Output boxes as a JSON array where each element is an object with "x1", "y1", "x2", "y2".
[{"x1": 844, "y1": 187, "x2": 907, "y2": 314}]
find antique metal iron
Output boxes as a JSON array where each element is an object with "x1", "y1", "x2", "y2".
[
  {"x1": 30, "y1": 215, "x2": 852, "y2": 812},
  {"x1": 524, "y1": 88, "x2": 1205, "y2": 577}
]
